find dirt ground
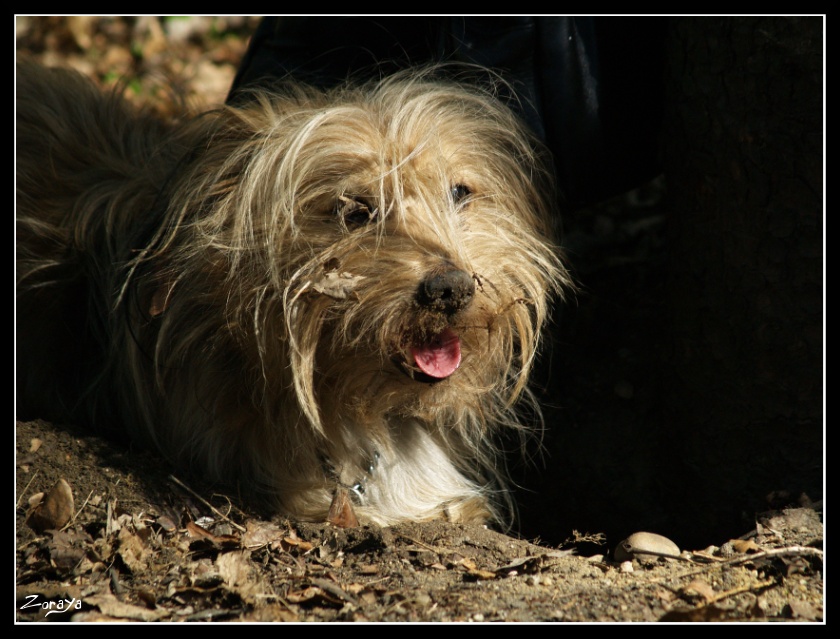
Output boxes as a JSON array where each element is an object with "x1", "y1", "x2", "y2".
[
  {"x1": 13, "y1": 418, "x2": 825, "y2": 623},
  {"x1": 15, "y1": 17, "x2": 824, "y2": 623}
]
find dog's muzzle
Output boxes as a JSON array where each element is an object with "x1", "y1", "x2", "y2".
[
  {"x1": 395, "y1": 267, "x2": 475, "y2": 384},
  {"x1": 409, "y1": 327, "x2": 462, "y2": 381},
  {"x1": 416, "y1": 267, "x2": 475, "y2": 315}
]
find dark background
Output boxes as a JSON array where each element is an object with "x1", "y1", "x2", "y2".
[{"x1": 516, "y1": 17, "x2": 823, "y2": 550}]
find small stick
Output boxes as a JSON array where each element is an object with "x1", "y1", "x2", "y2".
[
  {"x1": 16, "y1": 470, "x2": 40, "y2": 510},
  {"x1": 168, "y1": 474, "x2": 247, "y2": 533},
  {"x1": 61, "y1": 489, "x2": 95, "y2": 531},
  {"x1": 706, "y1": 578, "x2": 777, "y2": 605},
  {"x1": 676, "y1": 545, "x2": 823, "y2": 580}
]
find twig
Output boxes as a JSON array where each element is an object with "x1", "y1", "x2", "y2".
[
  {"x1": 663, "y1": 577, "x2": 780, "y2": 618},
  {"x1": 61, "y1": 489, "x2": 95, "y2": 531},
  {"x1": 16, "y1": 470, "x2": 39, "y2": 510},
  {"x1": 106, "y1": 498, "x2": 116, "y2": 537},
  {"x1": 168, "y1": 474, "x2": 247, "y2": 533},
  {"x1": 707, "y1": 578, "x2": 777, "y2": 605},
  {"x1": 687, "y1": 550, "x2": 726, "y2": 563},
  {"x1": 398, "y1": 534, "x2": 445, "y2": 554},
  {"x1": 623, "y1": 548, "x2": 697, "y2": 563},
  {"x1": 676, "y1": 545, "x2": 823, "y2": 580},
  {"x1": 719, "y1": 545, "x2": 823, "y2": 566}
]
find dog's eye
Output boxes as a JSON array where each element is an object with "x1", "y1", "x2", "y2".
[
  {"x1": 336, "y1": 196, "x2": 377, "y2": 228},
  {"x1": 450, "y1": 184, "x2": 472, "y2": 207}
]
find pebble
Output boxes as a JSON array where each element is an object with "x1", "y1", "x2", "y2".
[{"x1": 614, "y1": 532, "x2": 681, "y2": 563}]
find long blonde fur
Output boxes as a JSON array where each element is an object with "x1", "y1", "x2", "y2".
[{"x1": 16, "y1": 60, "x2": 572, "y2": 526}]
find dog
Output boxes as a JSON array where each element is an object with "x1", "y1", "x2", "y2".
[{"x1": 16, "y1": 59, "x2": 572, "y2": 527}]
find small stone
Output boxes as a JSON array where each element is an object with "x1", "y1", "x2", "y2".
[
  {"x1": 413, "y1": 593, "x2": 431, "y2": 607},
  {"x1": 614, "y1": 531, "x2": 680, "y2": 563}
]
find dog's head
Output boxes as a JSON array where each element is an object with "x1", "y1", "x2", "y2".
[{"x1": 157, "y1": 68, "x2": 572, "y2": 443}]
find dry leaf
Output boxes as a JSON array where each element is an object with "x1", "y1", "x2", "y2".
[
  {"x1": 117, "y1": 526, "x2": 150, "y2": 573},
  {"x1": 312, "y1": 271, "x2": 365, "y2": 300},
  {"x1": 247, "y1": 604, "x2": 299, "y2": 622},
  {"x1": 186, "y1": 520, "x2": 215, "y2": 539},
  {"x1": 242, "y1": 519, "x2": 286, "y2": 549},
  {"x1": 327, "y1": 487, "x2": 359, "y2": 528},
  {"x1": 681, "y1": 579, "x2": 716, "y2": 603},
  {"x1": 279, "y1": 536, "x2": 314, "y2": 552},
  {"x1": 466, "y1": 567, "x2": 498, "y2": 580},
  {"x1": 456, "y1": 556, "x2": 497, "y2": 580},
  {"x1": 26, "y1": 478, "x2": 74, "y2": 532},
  {"x1": 496, "y1": 556, "x2": 544, "y2": 575},
  {"x1": 310, "y1": 578, "x2": 359, "y2": 605},
  {"x1": 730, "y1": 539, "x2": 761, "y2": 554},
  {"x1": 186, "y1": 520, "x2": 240, "y2": 550},
  {"x1": 285, "y1": 586, "x2": 341, "y2": 605},
  {"x1": 216, "y1": 551, "x2": 254, "y2": 589},
  {"x1": 149, "y1": 284, "x2": 172, "y2": 317},
  {"x1": 343, "y1": 583, "x2": 366, "y2": 595},
  {"x1": 85, "y1": 594, "x2": 170, "y2": 621},
  {"x1": 46, "y1": 528, "x2": 92, "y2": 570},
  {"x1": 459, "y1": 557, "x2": 477, "y2": 571},
  {"x1": 156, "y1": 514, "x2": 177, "y2": 533}
]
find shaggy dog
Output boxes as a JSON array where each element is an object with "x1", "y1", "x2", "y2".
[{"x1": 16, "y1": 60, "x2": 572, "y2": 526}]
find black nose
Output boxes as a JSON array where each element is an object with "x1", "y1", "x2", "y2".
[{"x1": 416, "y1": 267, "x2": 475, "y2": 315}]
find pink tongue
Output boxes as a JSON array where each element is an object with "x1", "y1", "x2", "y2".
[{"x1": 411, "y1": 328, "x2": 461, "y2": 379}]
